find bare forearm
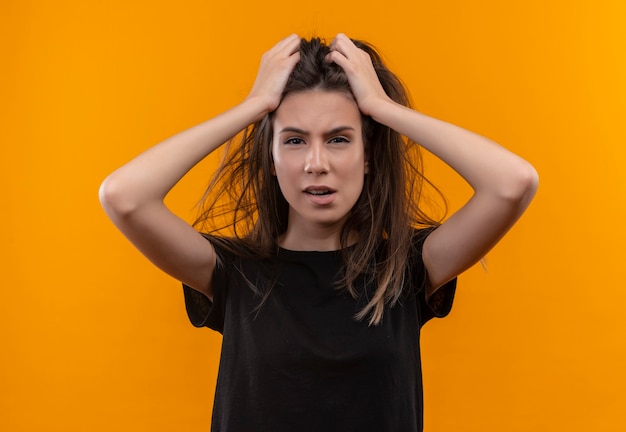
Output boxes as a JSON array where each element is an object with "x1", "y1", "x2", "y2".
[
  {"x1": 100, "y1": 97, "x2": 267, "y2": 216},
  {"x1": 370, "y1": 101, "x2": 538, "y2": 202}
]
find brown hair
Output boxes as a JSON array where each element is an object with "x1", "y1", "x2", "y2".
[{"x1": 194, "y1": 37, "x2": 445, "y2": 325}]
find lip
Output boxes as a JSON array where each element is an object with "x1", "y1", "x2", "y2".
[
  {"x1": 303, "y1": 185, "x2": 337, "y2": 205},
  {"x1": 304, "y1": 185, "x2": 336, "y2": 193}
]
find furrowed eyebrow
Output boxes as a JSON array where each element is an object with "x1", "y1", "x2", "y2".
[
  {"x1": 326, "y1": 126, "x2": 356, "y2": 136},
  {"x1": 278, "y1": 126, "x2": 356, "y2": 136},
  {"x1": 279, "y1": 127, "x2": 308, "y2": 135}
]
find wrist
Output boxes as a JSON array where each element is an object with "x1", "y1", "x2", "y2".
[
  {"x1": 366, "y1": 98, "x2": 401, "y2": 124},
  {"x1": 239, "y1": 96, "x2": 273, "y2": 123}
]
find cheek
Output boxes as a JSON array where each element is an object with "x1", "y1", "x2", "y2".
[
  {"x1": 271, "y1": 148, "x2": 299, "y2": 177},
  {"x1": 346, "y1": 151, "x2": 368, "y2": 175},
  {"x1": 271, "y1": 160, "x2": 292, "y2": 189}
]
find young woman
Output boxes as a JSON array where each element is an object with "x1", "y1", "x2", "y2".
[{"x1": 100, "y1": 34, "x2": 538, "y2": 431}]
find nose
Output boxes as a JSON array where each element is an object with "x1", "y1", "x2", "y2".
[{"x1": 304, "y1": 142, "x2": 329, "y2": 175}]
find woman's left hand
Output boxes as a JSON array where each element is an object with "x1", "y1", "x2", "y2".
[{"x1": 325, "y1": 33, "x2": 393, "y2": 116}]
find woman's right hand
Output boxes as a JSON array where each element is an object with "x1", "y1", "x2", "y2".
[
  {"x1": 99, "y1": 35, "x2": 302, "y2": 302},
  {"x1": 245, "y1": 34, "x2": 301, "y2": 116}
]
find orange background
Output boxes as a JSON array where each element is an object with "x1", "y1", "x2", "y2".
[{"x1": 2, "y1": 0, "x2": 625, "y2": 431}]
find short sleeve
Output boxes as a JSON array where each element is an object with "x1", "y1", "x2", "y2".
[
  {"x1": 182, "y1": 236, "x2": 228, "y2": 333},
  {"x1": 411, "y1": 228, "x2": 457, "y2": 326},
  {"x1": 417, "y1": 279, "x2": 456, "y2": 325}
]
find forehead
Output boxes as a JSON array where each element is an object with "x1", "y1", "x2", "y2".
[{"x1": 273, "y1": 90, "x2": 362, "y2": 131}]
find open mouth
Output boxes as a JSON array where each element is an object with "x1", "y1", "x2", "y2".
[
  {"x1": 305, "y1": 190, "x2": 333, "y2": 196},
  {"x1": 304, "y1": 187, "x2": 336, "y2": 196}
]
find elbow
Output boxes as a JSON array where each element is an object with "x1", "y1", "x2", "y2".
[
  {"x1": 501, "y1": 160, "x2": 539, "y2": 206},
  {"x1": 99, "y1": 174, "x2": 140, "y2": 219},
  {"x1": 519, "y1": 161, "x2": 539, "y2": 201}
]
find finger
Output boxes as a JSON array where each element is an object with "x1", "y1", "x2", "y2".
[
  {"x1": 283, "y1": 36, "x2": 302, "y2": 57},
  {"x1": 269, "y1": 34, "x2": 300, "y2": 55},
  {"x1": 329, "y1": 33, "x2": 350, "y2": 48},
  {"x1": 329, "y1": 34, "x2": 357, "y2": 58},
  {"x1": 275, "y1": 37, "x2": 301, "y2": 63},
  {"x1": 277, "y1": 33, "x2": 300, "y2": 48},
  {"x1": 288, "y1": 50, "x2": 301, "y2": 67},
  {"x1": 325, "y1": 50, "x2": 351, "y2": 72}
]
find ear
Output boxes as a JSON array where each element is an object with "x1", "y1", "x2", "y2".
[{"x1": 364, "y1": 159, "x2": 369, "y2": 174}]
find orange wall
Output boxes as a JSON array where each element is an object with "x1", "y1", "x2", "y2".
[{"x1": 2, "y1": 1, "x2": 625, "y2": 430}]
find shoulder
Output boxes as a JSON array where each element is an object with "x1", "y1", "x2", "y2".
[
  {"x1": 201, "y1": 235, "x2": 268, "y2": 263},
  {"x1": 204, "y1": 235, "x2": 283, "y2": 288},
  {"x1": 403, "y1": 226, "x2": 440, "y2": 294},
  {"x1": 411, "y1": 225, "x2": 438, "y2": 244},
  {"x1": 407, "y1": 226, "x2": 438, "y2": 264}
]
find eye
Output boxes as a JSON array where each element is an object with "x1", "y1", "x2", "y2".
[
  {"x1": 329, "y1": 136, "x2": 350, "y2": 144},
  {"x1": 284, "y1": 137, "x2": 304, "y2": 145}
]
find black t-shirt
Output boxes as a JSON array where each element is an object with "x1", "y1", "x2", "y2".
[{"x1": 183, "y1": 231, "x2": 456, "y2": 431}]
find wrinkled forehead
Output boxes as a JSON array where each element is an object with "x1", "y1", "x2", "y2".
[{"x1": 273, "y1": 90, "x2": 361, "y2": 130}]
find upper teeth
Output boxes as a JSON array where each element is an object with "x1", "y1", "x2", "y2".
[{"x1": 309, "y1": 190, "x2": 330, "y2": 195}]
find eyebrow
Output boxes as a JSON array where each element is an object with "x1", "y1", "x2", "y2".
[{"x1": 278, "y1": 126, "x2": 356, "y2": 136}]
